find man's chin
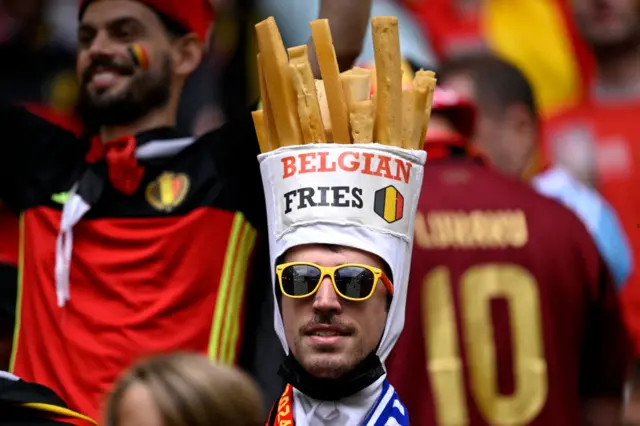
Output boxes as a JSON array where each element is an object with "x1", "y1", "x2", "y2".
[
  {"x1": 79, "y1": 95, "x2": 141, "y2": 127},
  {"x1": 88, "y1": 87, "x2": 129, "y2": 105},
  {"x1": 88, "y1": 74, "x2": 131, "y2": 93},
  {"x1": 302, "y1": 352, "x2": 354, "y2": 380}
]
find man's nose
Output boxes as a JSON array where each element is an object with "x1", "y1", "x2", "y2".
[
  {"x1": 87, "y1": 32, "x2": 117, "y2": 57},
  {"x1": 312, "y1": 276, "x2": 342, "y2": 313}
]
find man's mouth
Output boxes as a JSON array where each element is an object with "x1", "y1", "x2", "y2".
[
  {"x1": 309, "y1": 331, "x2": 342, "y2": 336},
  {"x1": 86, "y1": 66, "x2": 133, "y2": 89},
  {"x1": 304, "y1": 324, "x2": 352, "y2": 346},
  {"x1": 91, "y1": 70, "x2": 119, "y2": 87}
]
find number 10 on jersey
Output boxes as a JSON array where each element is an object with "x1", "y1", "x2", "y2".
[{"x1": 423, "y1": 265, "x2": 548, "y2": 425}]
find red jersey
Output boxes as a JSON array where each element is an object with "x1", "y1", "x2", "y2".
[
  {"x1": 1, "y1": 105, "x2": 265, "y2": 420},
  {"x1": 543, "y1": 98, "x2": 640, "y2": 351},
  {"x1": 386, "y1": 159, "x2": 631, "y2": 425}
]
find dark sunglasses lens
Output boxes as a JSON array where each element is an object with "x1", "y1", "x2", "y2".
[
  {"x1": 281, "y1": 264, "x2": 322, "y2": 297},
  {"x1": 334, "y1": 266, "x2": 376, "y2": 299}
]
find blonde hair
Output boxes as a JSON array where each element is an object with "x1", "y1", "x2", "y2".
[{"x1": 105, "y1": 353, "x2": 264, "y2": 426}]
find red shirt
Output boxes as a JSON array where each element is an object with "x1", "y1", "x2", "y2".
[
  {"x1": 386, "y1": 159, "x2": 631, "y2": 425},
  {"x1": 3, "y1": 107, "x2": 264, "y2": 420},
  {"x1": 543, "y1": 96, "x2": 640, "y2": 351},
  {"x1": 403, "y1": 0, "x2": 485, "y2": 59}
]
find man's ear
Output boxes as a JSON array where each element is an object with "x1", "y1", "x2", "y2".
[
  {"x1": 505, "y1": 103, "x2": 538, "y2": 175},
  {"x1": 505, "y1": 103, "x2": 535, "y2": 135},
  {"x1": 172, "y1": 34, "x2": 203, "y2": 77}
]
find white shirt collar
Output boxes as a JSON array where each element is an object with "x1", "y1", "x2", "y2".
[{"x1": 292, "y1": 375, "x2": 386, "y2": 426}]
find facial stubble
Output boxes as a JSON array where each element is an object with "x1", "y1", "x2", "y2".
[
  {"x1": 78, "y1": 53, "x2": 172, "y2": 130},
  {"x1": 294, "y1": 314, "x2": 365, "y2": 379}
]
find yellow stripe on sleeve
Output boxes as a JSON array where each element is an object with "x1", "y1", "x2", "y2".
[
  {"x1": 217, "y1": 223, "x2": 249, "y2": 364},
  {"x1": 20, "y1": 403, "x2": 98, "y2": 426},
  {"x1": 221, "y1": 224, "x2": 257, "y2": 364},
  {"x1": 9, "y1": 214, "x2": 25, "y2": 372},
  {"x1": 208, "y1": 213, "x2": 245, "y2": 361}
]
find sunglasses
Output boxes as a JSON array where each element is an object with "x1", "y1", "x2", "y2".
[{"x1": 276, "y1": 262, "x2": 394, "y2": 302}]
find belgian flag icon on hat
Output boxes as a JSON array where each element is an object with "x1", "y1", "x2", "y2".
[{"x1": 374, "y1": 186, "x2": 404, "y2": 224}]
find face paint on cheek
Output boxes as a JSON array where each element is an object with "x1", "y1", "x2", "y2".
[{"x1": 127, "y1": 43, "x2": 150, "y2": 70}]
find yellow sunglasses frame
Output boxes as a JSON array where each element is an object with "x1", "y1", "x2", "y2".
[{"x1": 275, "y1": 262, "x2": 394, "y2": 301}]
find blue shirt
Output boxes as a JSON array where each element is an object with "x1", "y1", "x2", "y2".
[{"x1": 533, "y1": 167, "x2": 632, "y2": 289}]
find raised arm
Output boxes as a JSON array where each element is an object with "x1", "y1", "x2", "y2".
[
  {"x1": 307, "y1": 0, "x2": 373, "y2": 74},
  {"x1": 0, "y1": 103, "x2": 81, "y2": 210},
  {"x1": 209, "y1": 1, "x2": 374, "y2": 195}
]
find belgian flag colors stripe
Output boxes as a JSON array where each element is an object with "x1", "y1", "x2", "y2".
[
  {"x1": 374, "y1": 186, "x2": 404, "y2": 224},
  {"x1": 127, "y1": 44, "x2": 149, "y2": 70}
]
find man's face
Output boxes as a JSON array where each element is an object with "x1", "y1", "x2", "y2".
[
  {"x1": 280, "y1": 245, "x2": 389, "y2": 380},
  {"x1": 573, "y1": 0, "x2": 640, "y2": 49},
  {"x1": 76, "y1": 0, "x2": 174, "y2": 127},
  {"x1": 443, "y1": 73, "x2": 536, "y2": 178}
]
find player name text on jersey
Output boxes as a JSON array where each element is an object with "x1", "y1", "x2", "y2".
[{"x1": 414, "y1": 210, "x2": 528, "y2": 249}]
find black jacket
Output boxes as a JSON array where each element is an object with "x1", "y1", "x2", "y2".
[{"x1": 0, "y1": 373, "x2": 96, "y2": 426}]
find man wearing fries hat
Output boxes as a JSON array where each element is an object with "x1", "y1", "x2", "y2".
[
  {"x1": 254, "y1": 15, "x2": 436, "y2": 426},
  {"x1": 0, "y1": 0, "x2": 374, "y2": 420}
]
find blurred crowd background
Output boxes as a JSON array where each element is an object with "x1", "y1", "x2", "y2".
[{"x1": 2, "y1": 0, "x2": 640, "y2": 419}]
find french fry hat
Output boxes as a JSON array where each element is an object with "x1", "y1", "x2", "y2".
[{"x1": 254, "y1": 16, "x2": 436, "y2": 362}]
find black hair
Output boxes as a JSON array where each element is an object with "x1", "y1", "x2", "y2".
[{"x1": 437, "y1": 54, "x2": 538, "y2": 121}]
